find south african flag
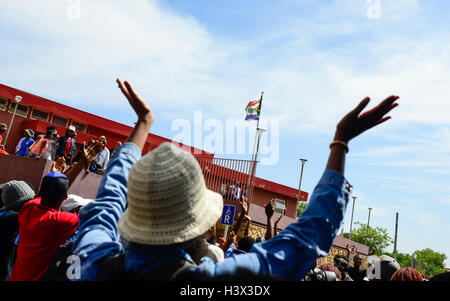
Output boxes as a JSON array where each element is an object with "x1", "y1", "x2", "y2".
[{"x1": 245, "y1": 98, "x2": 262, "y2": 121}]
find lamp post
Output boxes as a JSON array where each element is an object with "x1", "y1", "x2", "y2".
[
  {"x1": 366, "y1": 207, "x2": 372, "y2": 245},
  {"x1": 349, "y1": 196, "x2": 357, "y2": 240},
  {"x1": 4, "y1": 95, "x2": 22, "y2": 147},
  {"x1": 295, "y1": 158, "x2": 307, "y2": 218}
]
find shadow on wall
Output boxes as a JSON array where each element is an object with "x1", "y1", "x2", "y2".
[{"x1": 0, "y1": 154, "x2": 102, "y2": 199}]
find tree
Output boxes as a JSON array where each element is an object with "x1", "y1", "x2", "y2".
[
  {"x1": 384, "y1": 251, "x2": 412, "y2": 268},
  {"x1": 342, "y1": 222, "x2": 393, "y2": 256},
  {"x1": 413, "y1": 248, "x2": 447, "y2": 277},
  {"x1": 296, "y1": 201, "x2": 308, "y2": 217},
  {"x1": 385, "y1": 249, "x2": 447, "y2": 277}
]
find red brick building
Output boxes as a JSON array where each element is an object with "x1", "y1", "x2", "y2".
[{"x1": 0, "y1": 83, "x2": 308, "y2": 231}]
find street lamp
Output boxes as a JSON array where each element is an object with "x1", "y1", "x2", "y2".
[
  {"x1": 295, "y1": 158, "x2": 307, "y2": 218},
  {"x1": 349, "y1": 196, "x2": 357, "y2": 240},
  {"x1": 4, "y1": 95, "x2": 22, "y2": 147},
  {"x1": 366, "y1": 207, "x2": 372, "y2": 245}
]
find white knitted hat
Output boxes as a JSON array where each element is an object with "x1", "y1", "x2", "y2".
[{"x1": 118, "y1": 142, "x2": 223, "y2": 245}]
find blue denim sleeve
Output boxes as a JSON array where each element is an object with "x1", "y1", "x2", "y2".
[
  {"x1": 72, "y1": 142, "x2": 141, "y2": 281},
  {"x1": 224, "y1": 243, "x2": 235, "y2": 258},
  {"x1": 198, "y1": 169, "x2": 352, "y2": 280}
]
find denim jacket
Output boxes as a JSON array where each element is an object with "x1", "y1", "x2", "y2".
[{"x1": 73, "y1": 142, "x2": 352, "y2": 281}]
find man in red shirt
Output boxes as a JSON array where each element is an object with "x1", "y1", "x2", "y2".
[{"x1": 8, "y1": 172, "x2": 78, "y2": 281}]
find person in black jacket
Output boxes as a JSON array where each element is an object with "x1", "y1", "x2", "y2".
[
  {"x1": 0, "y1": 181, "x2": 36, "y2": 281},
  {"x1": 55, "y1": 126, "x2": 77, "y2": 164}
]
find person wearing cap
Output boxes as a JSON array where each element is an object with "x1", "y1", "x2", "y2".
[
  {"x1": 72, "y1": 79, "x2": 399, "y2": 281},
  {"x1": 28, "y1": 129, "x2": 56, "y2": 159},
  {"x1": 55, "y1": 125, "x2": 77, "y2": 164},
  {"x1": 0, "y1": 181, "x2": 36, "y2": 281},
  {"x1": 8, "y1": 171, "x2": 79, "y2": 281},
  {"x1": 16, "y1": 129, "x2": 35, "y2": 157},
  {"x1": 367, "y1": 254, "x2": 401, "y2": 281}
]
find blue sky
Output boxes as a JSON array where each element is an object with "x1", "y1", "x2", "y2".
[{"x1": 1, "y1": 0, "x2": 450, "y2": 266}]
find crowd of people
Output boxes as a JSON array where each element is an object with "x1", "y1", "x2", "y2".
[
  {"x1": 0, "y1": 121, "x2": 119, "y2": 176},
  {"x1": 1, "y1": 79, "x2": 449, "y2": 282}
]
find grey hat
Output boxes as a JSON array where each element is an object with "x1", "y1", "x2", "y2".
[
  {"x1": 379, "y1": 255, "x2": 401, "y2": 280},
  {"x1": 0, "y1": 180, "x2": 35, "y2": 211},
  {"x1": 369, "y1": 255, "x2": 401, "y2": 281}
]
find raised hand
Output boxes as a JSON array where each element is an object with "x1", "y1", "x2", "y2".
[
  {"x1": 265, "y1": 199, "x2": 275, "y2": 218},
  {"x1": 274, "y1": 213, "x2": 283, "y2": 225},
  {"x1": 334, "y1": 95, "x2": 399, "y2": 143},
  {"x1": 117, "y1": 79, "x2": 154, "y2": 124},
  {"x1": 51, "y1": 157, "x2": 67, "y2": 173},
  {"x1": 82, "y1": 141, "x2": 102, "y2": 164},
  {"x1": 240, "y1": 197, "x2": 249, "y2": 215},
  {"x1": 116, "y1": 78, "x2": 154, "y2": 151}
]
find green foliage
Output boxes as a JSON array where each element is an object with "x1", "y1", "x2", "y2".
[
  {"x1": 296, "y1": 201, "x2": 308, "y2": 217},
  {"x1": 342, "y1": 222, "x2": 393, "y2": 256},
  {"x1": 413, "y1": 248, "x2": 447, "y2": 277},
  {"x1": 384, "y1": 251, "x2": 412, "y2": 268},
  {"x1": 380, "y1": 249, "x2": 446, "y2": 277}
]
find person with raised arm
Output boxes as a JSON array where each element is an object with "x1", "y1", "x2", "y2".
[{"x1": 72, "y1": 82, "x2": 399, "y2": 281}]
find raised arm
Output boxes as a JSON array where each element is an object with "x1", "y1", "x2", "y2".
[
  {"x1": 243, "y1": 215, "x2": 251, "y2": 237},
  {"x1": 63, "y1": 142, "x2": 102, "y2": 188},
  {"x1": 72, "y1": 79, "x2": 154, "y2": 281},
  {"x1": 241, "y1": 95, "x2": 399, "y2": 281},
  {"x1": 273, "y1": 213, "x2": 283, "y2": 237},
  {"x1": 221, "y1": 197, "x2": 249, "y2": 252},
  {"x1": 326, "y1": 96, "x2": 399, "y2": 175},
  {"x1": 264, "y1": 200, "x2": 275, "y2": 241},
  {"x1": 117, "y1": 79, "x2": 154, "y2": 150}
]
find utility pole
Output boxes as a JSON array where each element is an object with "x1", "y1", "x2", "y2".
[
  {"x1": 349, "y1": 196, "x2": 357, "y2": 240},
  {"x1": 366, "y1": 207, "x2": 372, "y2": 245},
  {"x1": 393, "y1": 212, "x2": 399, "y2": 260}
]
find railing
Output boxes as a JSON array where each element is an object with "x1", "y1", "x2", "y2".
[{"x1": 195, "y1": 156, "x2": 257, "y2": 205}]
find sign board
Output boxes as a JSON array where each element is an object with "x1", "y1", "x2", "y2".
[
  {"x1": 348, "y1": 245, "x2": 358, "y2": 261},
  {"x1": 348, "y1": 245, "x2": 358, "y2": 255},
  {"x1": 220, "y1": 205, "x2": 236, "y2": 226}
]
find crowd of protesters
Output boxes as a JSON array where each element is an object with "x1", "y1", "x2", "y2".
[{"x1": 1, "y1": 79, "x2": 449, "y2": 282}]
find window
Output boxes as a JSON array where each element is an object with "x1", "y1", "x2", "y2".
[
  {"x1": 52, "y1": 115, "x2": 68, "y2": 127},
  {"x1": 31, "y1": 109, "x2": 49, "y2": 121},
  {"x1": 70, "y1": 121, "x2": 86, "y2": 133},
  {"x1": 274, "y1": 199, "x2": 286, "y2": 215},
  {"x1": 0, "y1": 97, "x2": 7, "y2": 110},
  {"x1": 8, "y1": 103, "x2": 29, "y2": 117}
]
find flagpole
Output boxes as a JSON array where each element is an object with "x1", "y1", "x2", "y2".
[
  {"x1": 247, "y1": 92, "x2": 264, "y2": 203},
  {"x1": 250, "y1": 92, "x2": 263, "y2": 163}
]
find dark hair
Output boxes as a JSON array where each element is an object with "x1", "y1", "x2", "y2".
[
  {"x1": 45, "y1": 130, "x2": 55, "y2": 138},
  {"x1": 237, "y1": 236, "x2": 255, "y2": 253},
  {"x1": 181, "y1": 233, "x2": 209, "y2": 265},
  {"x1": 38, "y1": 176, "x2": 69, "y2": 208},
  {"x1": 390, "y1": 267, "x2": 423, "y2": 281},
  {"x1": 429, "y1": 271, "x2": 450, "y2": 281}
]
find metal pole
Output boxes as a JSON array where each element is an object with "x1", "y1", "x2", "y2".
[
  {"x1": 4, "y1": 95, "x2": 22, "y2": 147},
  {"x1": 295, "y1": 158, "x2": 307, "y2": 218},
  {"x1": 349, "y1": 196, "x2": 357, "y2": 240},
  {"x1": 393, "y1": 212, "x2": 399, "y2": 260},
  {"x1": 246, "y1": 128, "x2": 265, "y2": 202},
  {"x1": 366, "y1": 207, "x2": 372, "y2": 245}
]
